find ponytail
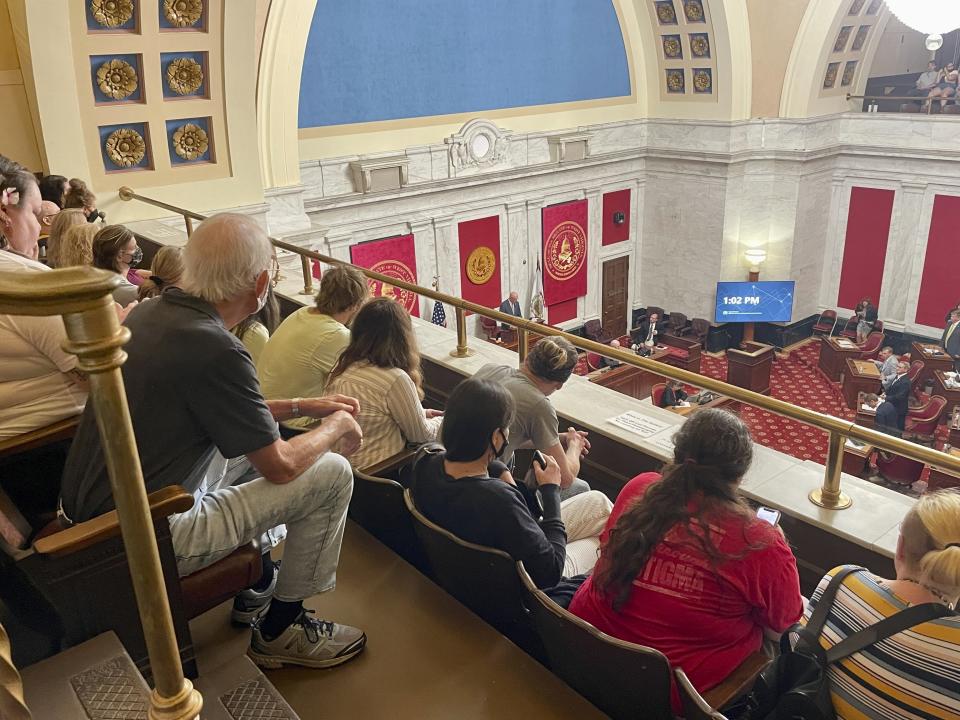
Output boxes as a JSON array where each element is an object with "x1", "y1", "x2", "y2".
[{"x1": 905, "y1": 489, "x2": 960, "y2": 599}]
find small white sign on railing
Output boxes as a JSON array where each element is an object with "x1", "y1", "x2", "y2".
[{"x1": 607, "y1": 411, "x2": 672, "y2": 438}]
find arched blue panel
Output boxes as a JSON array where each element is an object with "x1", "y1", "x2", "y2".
[{"x1": 298, "y1": 0, "x2": 631, "y2": 128}]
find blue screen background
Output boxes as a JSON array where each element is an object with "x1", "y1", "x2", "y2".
[{"x1": 714, "y1": 281, "x2": 795, "y2": 323}]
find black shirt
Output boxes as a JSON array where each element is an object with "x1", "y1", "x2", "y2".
[
  {"x1": 61, "y1": 289, "x2": 279, "y2": 521},
  {"x1": 410, "y1": 449, "x2": 567, "y2": 589}
]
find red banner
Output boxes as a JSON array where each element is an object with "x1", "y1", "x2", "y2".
[
  {"x1": 458, "y1": 216, "x2": 502, "y2": 309},
  {"x1": 350, "y1": 234, "x2": 420, "y2": 317},
  {"x1": 542, "y1": 200, "x2": 588, "y2": 305},
  {"x1": 916, "y1": 194, "x2": 960, "y2": 327}
]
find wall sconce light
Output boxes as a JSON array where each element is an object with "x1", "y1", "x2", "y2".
[
  {"x1": 613, "y1": 211, "x2": 625, "y2": 226},
  {"x1": 744, "y1": 248, "x2": 767, "y2": 271}
]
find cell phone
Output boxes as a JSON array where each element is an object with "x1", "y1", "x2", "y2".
[
  {"x1": 532, "y1": 450, "x2": 548, "y2": 471},
  {"x1": 756, "y1": 506, "x2": 781, "y2": 526}
]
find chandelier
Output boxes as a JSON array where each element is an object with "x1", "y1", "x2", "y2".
[{"x1": 883, "y1": 0, "x2": 960, "y2": 36}]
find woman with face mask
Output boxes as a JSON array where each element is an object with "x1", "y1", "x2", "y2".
[
  {"x1": 91, "y1": 224, "x2": 142, "y2": 307},
  {"x1": 410, "y1": 377, "x2": 612, "y2": 595}
]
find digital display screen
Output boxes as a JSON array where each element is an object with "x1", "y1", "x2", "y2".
[{"x1": 714, "y1": 281, "x2": 795, "y2": 323}]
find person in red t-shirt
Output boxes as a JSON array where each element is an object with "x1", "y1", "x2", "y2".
[{"x1": 568, "y1": 409, "x2": 802, "y2": 708}]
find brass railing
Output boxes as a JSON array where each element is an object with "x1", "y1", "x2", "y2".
[
  {"x1": 119, "y1": 188, "x2": 960, "y2": 510},
  {"x1": 0, "y1": 265, "x2": 202, "y2": 720}
]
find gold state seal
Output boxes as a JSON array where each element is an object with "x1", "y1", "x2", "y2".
[
  {"x1": 466, "y1": 246, "x2": 496, "y2": 285},
  {"x1": 370, "y1": 259, "x2": 418, "y2": 314},
  {"x1": 544, "y1": 220, "x2": 586, "y2": 282}
]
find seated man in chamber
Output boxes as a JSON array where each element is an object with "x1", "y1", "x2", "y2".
[
  {"x1": 632, "y1": 311, "x2": 663, "y2": 351},
  {"x1": 598, "y1": 339, "x2": 623, "y2": 369},
  {"x1": 872, "y1": 346, "x2": 899, "y2": 389},
  {"x1": 60, "y1": 214, "x2": 368, "y2": 671},
  {"x1": 658, "y1": 379, "x2": 689, "y2": 408}
]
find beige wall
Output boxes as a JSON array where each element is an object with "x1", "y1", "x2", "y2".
[
  {"x1": 0, "y1": 0, "x2": 42, "y2": 171},
  {"x1": 748, "y1": 0, "x2": 809, "y2": 118},
  {"x1": 869, "y1": 17, "x2": 931, "y2": 78}
]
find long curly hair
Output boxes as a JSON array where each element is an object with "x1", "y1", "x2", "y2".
[
  {"x1": 592, "y1": 409, "x2": 762, "y2": 611},
  {"x1": 329, "y1": 297, "x2": 424, "y2": 399}
]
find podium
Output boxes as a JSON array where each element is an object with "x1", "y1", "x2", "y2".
[
  {"x1": 842, "y1": 359, "x2": 881, "y2": 409},
  {"x1": 726, "y1": 342, "x2": 774, "y2": 395}
]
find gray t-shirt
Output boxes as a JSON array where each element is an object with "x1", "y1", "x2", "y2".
[
  {"x1": 61, "y1": 288, "x2": 280, "y2": 521},
  {"x1": 474, "y1": 364, "x2": 560, "y2": 464}
]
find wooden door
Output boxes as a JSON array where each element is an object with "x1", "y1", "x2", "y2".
[{"x1": 601, "y1": 256, "x2": 629, "y2": 338}]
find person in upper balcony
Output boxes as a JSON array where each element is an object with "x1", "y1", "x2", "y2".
[
  {"x1": 569, "y1": 409, "x2": 803, "y2": 711},
  {"x1": 475, "y1": 337, "x2": 592, "y2": 500},
  {"x1": 63, "y1": 178, "x2": 102, "y2": 224},
  {"x1": 56, "y1": 224, "x2": 98, "y2": 268},
  {"x1": 499, "y1": 290, "x2": 522, "y2": 330},
  {"x1": 632, "y1": 310, "x2": 664, "y2": 351},
  {"x1": 928, "y1": 62, "x2": 958, "y2": 110},
  {"x1": 915, "y1": 60, "x2": 940, "y2": 101},
  {"x1": 259, "y1": 265, "x2": 369, "y2": 427},
  {"x1": 410, "y1": 377, "x2": 612, "y2": 594},
  {"x1": 326, "y1": 297, "x2": 443, "y2": 470},
  {"x1": 0, "y1": 155, "x2": 87, "y2": 440},
  {"x1": 60, "y1": 212, "x2": 368, "y2": 671},
  {"x1": 801, "y1": 489, "x2": 960, "y2": 720},
  {"x1": 91, "y1": 225, "x2": 141, "y2": 307}
]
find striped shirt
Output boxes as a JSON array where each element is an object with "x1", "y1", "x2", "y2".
[
  {"x1": 804, "y1": 566, "x2": 960, "y2": 720},
  {"x1": 327, "y1": 361, "x2": 441, "y2": 471}
]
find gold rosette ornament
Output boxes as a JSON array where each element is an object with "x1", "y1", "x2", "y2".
[
  {"x1": 466, "y1": 246, "x2": 496, "y2": 285},
  {"x1": 105, "y1": 128, "x2": 146, "y2": 168},
  {"x1": 96, "y1": 59, "x2": 138, "y2": 100},
  {"x1": 90, "y1": 0, "x2": 134, "y2": 28},
  {"x1": 172, "y1": 123, "x2": 209, "y2": 161},
  {"x1": 163, "y1": 0, "x2": 203, "y2": 27},
  {"x1": 166, "y1": 57, "x2": 203, "y2": 95}
]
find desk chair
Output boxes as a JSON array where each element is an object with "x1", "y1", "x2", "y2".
[
  {"x1": 403, "y1": 489, "x2": 540, "y2": 656},
  {"x1": 586, "y1": 352, "x2": 603, "y2": 371},
  {"x1": 812, "y1": 310, "x2": 838, "y2": 337},
  {"x1": 676, "y1": 669, "x2": 729, "y2": 720},
  {"x1": 840, "y1": 316, "x2": 858, "y2": 340},
  {"x1": 690, "y1": 318, "x2": 710, "y2": 346},
  {"x1": 651, "y1": 383, "x2": 667, "y2": 408},
  {"x1": 666, "y1": 312, "x2": 689, "y2": 337},
  {"x1": 480, "y1": 316, "x2": 499, "y2": 340},
  {"x1": 875, "y1": 452, "x2": 924, "y2": 487},
  {"x1": 857, "y1": 332, "x2": 884, "y2": 360},
  {"x1": 584, "y1": 319, "x2": 604, "y2": 342},
  {"x1": 904, "y1": 395, "x2": 947, "y2": 443}
]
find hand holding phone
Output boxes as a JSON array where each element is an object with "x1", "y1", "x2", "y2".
[
  {"x1": 532, "y1": 452, "x2": 560, "y2": 488},
  {"x1": 532, "y1": 450, "x2": 547, "y2": 470},
  {"x1": 756, "y1": 506, "x2": 781, "y2": 526}
]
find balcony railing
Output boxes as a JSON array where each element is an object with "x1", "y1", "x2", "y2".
[
  {"x1": 847, "y1": 93, "x2": 954, "y2": 114},
  {"x1": 119, "y1": 187, "x2": 960, "y2": 511}
]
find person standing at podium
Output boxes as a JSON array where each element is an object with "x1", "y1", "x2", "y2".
[
  {"x1": 943, "y1": 309, "x2": 960, "y2": 373},
  {"x1": 499, "y1": 291, "x2": 522, "y2": 330}
]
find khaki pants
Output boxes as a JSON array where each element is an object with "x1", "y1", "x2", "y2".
[{"x1": 560, "y1": 490, "x2": 613, "y2": 577}]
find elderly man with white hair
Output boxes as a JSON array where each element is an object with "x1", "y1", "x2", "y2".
[{"x1": 60, "y1": 213, "x2": 367, "y2": 670}]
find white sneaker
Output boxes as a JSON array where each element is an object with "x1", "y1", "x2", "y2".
[{"x1": 249, "y1": 610, "x2": 366, "y2": 670}]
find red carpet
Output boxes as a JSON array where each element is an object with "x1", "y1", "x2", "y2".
[{"x1": 699, "y1": 340, "x2": 854, "y2": 464}]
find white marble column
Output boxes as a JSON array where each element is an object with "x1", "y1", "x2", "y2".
[
  {"x1": 264, "y1": 184, "x2": 311, "y2": 235},
  {"x1": 505, "y1": 202, "x2": 528, "y2": 305},
  {"x1": 817, "y1": 178, "x2": 848, "y2": 311},
  {"x1": 631, "y1": 179, "x2": 645, "y2": 315},
  {"x1": 410, "y1": 219, "x2": 437, "y2": 320},
  {"x1": 879, "y1": 182, "x2": 926, "y2": 330},
  {"x1": 584, "y1": 189, "x2": 603, "y2": 320}
]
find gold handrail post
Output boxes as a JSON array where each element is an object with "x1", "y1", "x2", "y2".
[
  {"x1": 299, "y1": 255, "x2": 315, "y2": 296},
  {"x1": 449, "y1": 307, "x2": 474, "y2": 358},
  {"x1": 183, "y1": 215, "x2": 193, "y2": 238},
  {"x1": 809, "y1": 430, "x2": 853, "y2": 510},
  {"x1": 518, "y1": 329, "x2": 529, "y2": 365},
  {"x1": 0, "y1": 622, "x2": 31, "y2": 720}
]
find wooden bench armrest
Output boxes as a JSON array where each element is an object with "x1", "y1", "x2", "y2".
[
  {"x1": 33, "y1": 485, "x2": 195, "y2": 557},
  {"x1": 703, "y1": 650, "x2": 769, "y2": 710},
  {"x1": 359, "y1": 447, "x2": 420, "y2": 478},
  {"x1": 0, "y1": 416, "x2": 80, "y2": 460}
]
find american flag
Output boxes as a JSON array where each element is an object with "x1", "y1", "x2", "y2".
[{"x1": 431, "y1": 300, "x2": 447, "y2": 327}]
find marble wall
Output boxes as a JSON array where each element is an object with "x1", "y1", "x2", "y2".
[{"x1": 262, "y1": 113, "x2": 960, "y2": 338}]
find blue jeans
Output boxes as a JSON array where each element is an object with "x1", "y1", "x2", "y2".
[{"x1": 169, "y1": 450, "x2": 353, "y2": 602}]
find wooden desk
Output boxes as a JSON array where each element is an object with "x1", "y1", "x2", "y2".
[
  {"x1": 819, "y1": 337, "x2": 862, "y2": 382},
  {"x1": 668, "y1": 394, "x2": 736, "y2": 416},
  {"x1": 842, "y1": 359, "x2": 881, "y2": 410},
  {"x1": 932, "y1": 371, "x2": 960, "y2": 417},
  {"x1": 726, "y1": 342, "x2": 774, "y2": 395},
  {"x1": 928, "y1": 447, "x2": 960, "y2": 491},
  {"x1": 842, "y1": 442, "x2": 872, "y2": 478},
  {"x1": 587, "y1": 352, "x2": 669, "y2": 401},
  {"x1": 912, "y1": 341, "x2": 954, "y2": 391}
]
